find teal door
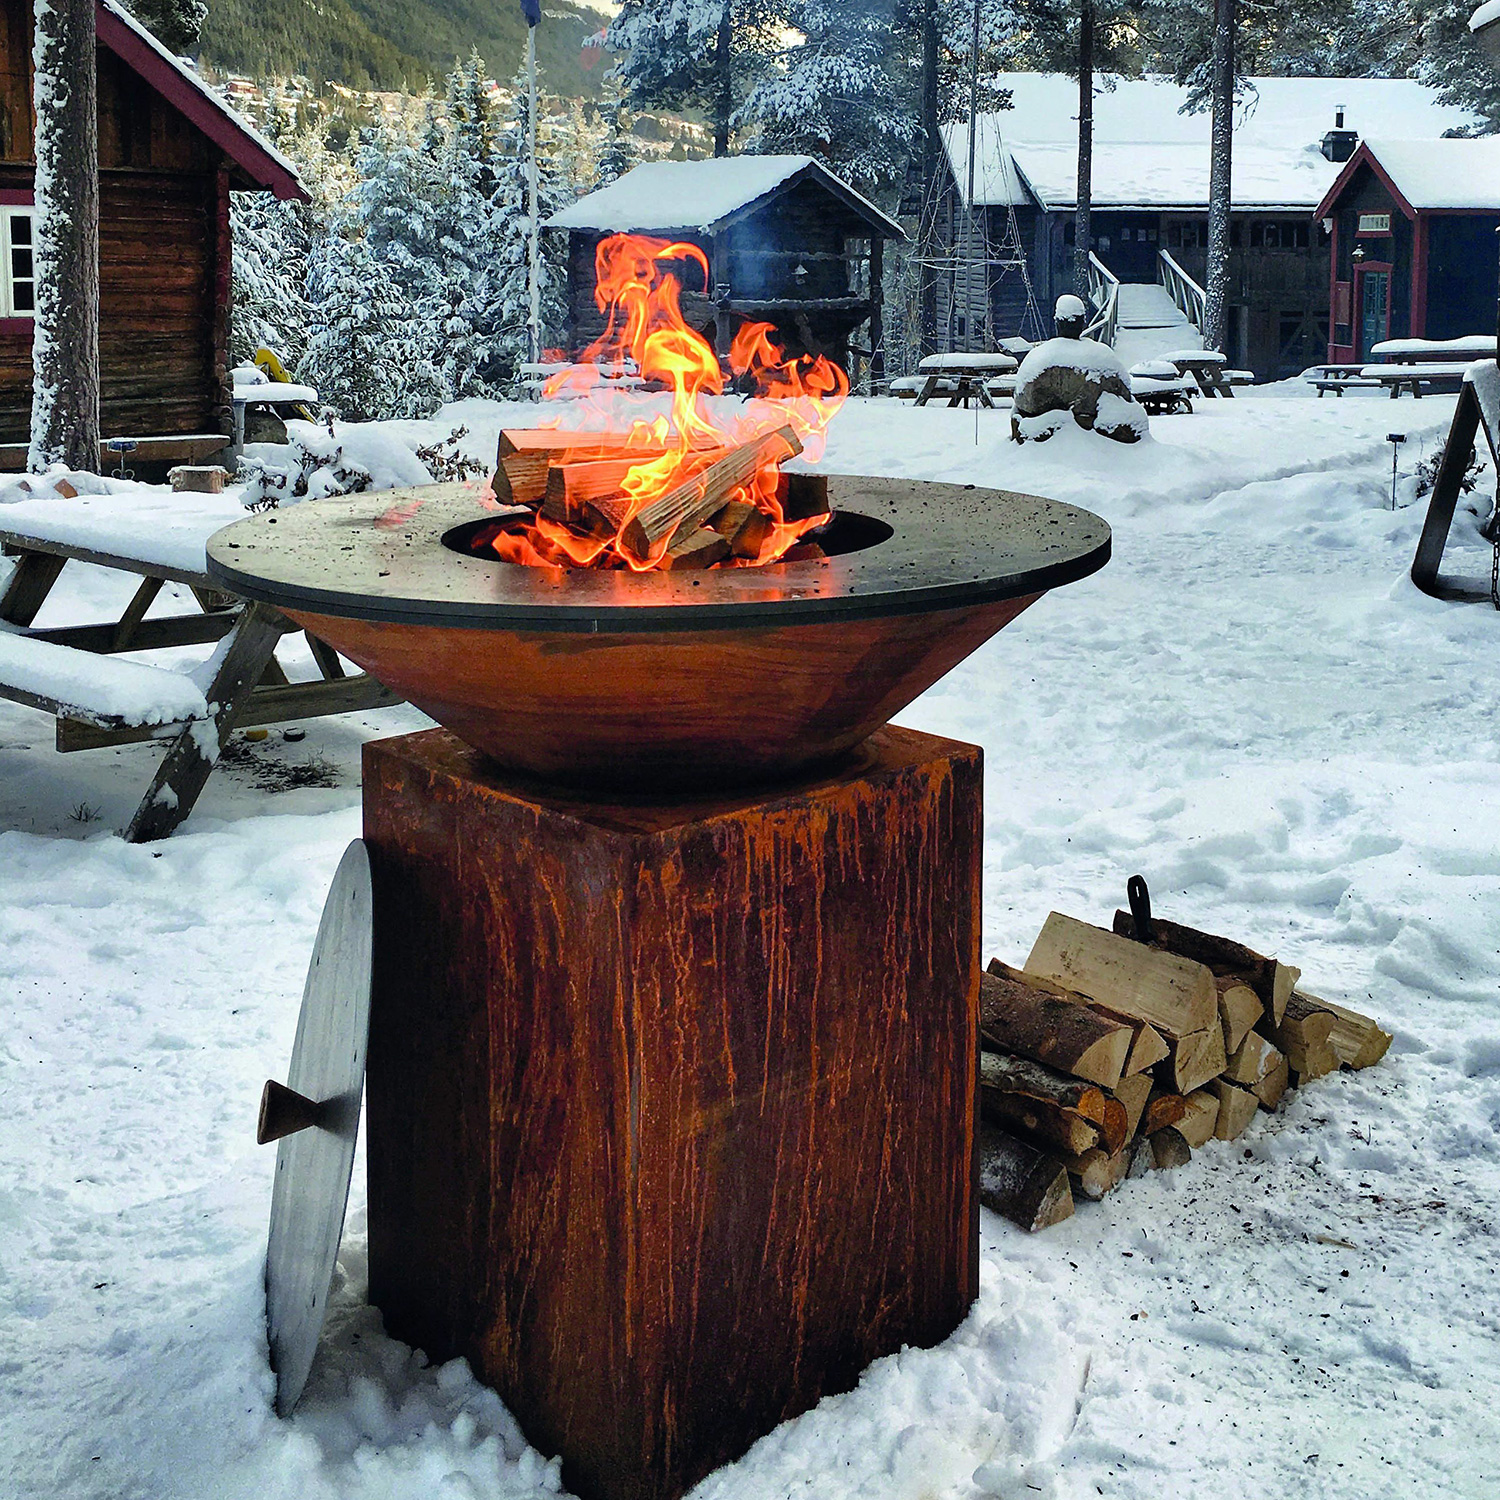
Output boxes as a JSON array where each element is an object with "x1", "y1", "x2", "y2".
[{"x1": 1358, "y1": 269, "x2": 1390, "y2": 359}]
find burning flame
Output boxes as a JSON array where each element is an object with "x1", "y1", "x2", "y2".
[{"x1": 488, "y1": 233, "x2": 849, "y2": 570}]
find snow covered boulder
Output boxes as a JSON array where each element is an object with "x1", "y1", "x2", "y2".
[{"x1": 1011, "y1": 337, "x2": 1147, "y2": 444}]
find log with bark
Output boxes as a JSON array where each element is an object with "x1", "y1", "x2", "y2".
[
  {"x1": 978, "y1": 1051, "x2": 1106, "y2": 1155},
  {"x1": 980, "y1": 962, "x2": 1134, "y2": 1088},
  {"x1": 1269, "y1": 992, "x2": 1339, "y2": 1078},
  {"x1": 1148, "y1": 1126, "x2": 1192, "y2": 1170},
  {"x1": 1210, "y1": 1079, "x2": 1261, "y2": 1141},
  {"x1": 709, "y1": 499, "x2": 776, "y2": 558},
  {"x1": 1060, "y1": 1145, "x2": 1130, "y2": 1201},
  {"x1": 1025, "y1": 912, "x2": 1218, "y2": 1039},
  {"x1": 1158, "y1": 1025, "x2": 1227, "y2": 1095},
  {"x1": 1090, "y1": 1004, "x2": 1170, "y2": 1075},
  {"x1": 1301, "y1": 991, "x2": 1392, "y2": 1070},
  {"x1": 976, "y1": 1123, "x2": 1075, "y2": 1232},
  {"x1": 1111, "y1": 908, "x2": 1299, "y2": 1028},
  {"x1": 620, "y1": 426, "x2": 802, "y2": 563},
  {"x1": 1142, "y1": 1089, "x2": 1190, "y2": 1136}
]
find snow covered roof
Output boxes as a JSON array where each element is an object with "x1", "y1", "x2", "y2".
[
  {"x1": 945, "y1": 73, "x2": 1479, "y2": 213},
  {"x1": 547, "y1": 156, "x2": 904, "y2": 238},
  {"x1": 1315, "y1": 137, "x2": 1500, "y2": 215},
  {"x1": 94, "y1": 0, "x2": 307, "y2": 202}
]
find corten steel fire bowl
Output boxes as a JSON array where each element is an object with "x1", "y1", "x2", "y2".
[{"x1": 207, "y1": 477, "x2": 1109, "y2": 791}]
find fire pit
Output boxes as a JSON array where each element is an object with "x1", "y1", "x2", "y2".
[
  {"x1": 206, "y1": 477, "x2": 1108, "y2": 789},
  {"x1": 221, "y1": 232, "x2": 1112, "y2": 1500}
]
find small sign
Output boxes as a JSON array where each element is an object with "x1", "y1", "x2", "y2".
[{"x1": 1357, "y1": 213, "x2": 1391, "y2": 235}]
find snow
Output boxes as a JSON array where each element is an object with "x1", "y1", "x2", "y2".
[
  {"x1": 0, "y1": 630, "x2": 208, "y2": 725},
  {"x1": 4, "y1": 391, "x2": 1500, "y2": 1498},
  {"x1": 1054, "y1": 295, "x2": 1087, "y2": 320},
  {"x1": 919, "y1": 352, "x2": 1018, "y2": 372},
  {"x1": 1471, "y1": 0, "x2": 1500, "y2": 31},
  {"x1": 545, "y1": 154, "x2": 901, "y2": 237},
  {"x1": 236, "y1": 384, "x2": 321, "y2": 406},
  {"x1": 1016, "y1": 337, "x2": 1132, "y2": 386},
  {"x1": 946, "y1": 74, "x2": 1479, "y2": 211},
  {"x1": 1350, "y1": 139, "x2": 1500, "y2": 211},
  {"x1": 1372, "y1": 337, "x2": 1497, "y2": 358}
]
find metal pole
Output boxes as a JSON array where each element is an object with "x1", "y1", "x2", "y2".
[{"x1": 527, "y1": 25, "x2": 541, "y2": 367}]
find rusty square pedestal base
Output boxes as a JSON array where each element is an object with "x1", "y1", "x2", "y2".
[{"x1": 362, "y1": 726, "x2": 982, "y2": 1500}]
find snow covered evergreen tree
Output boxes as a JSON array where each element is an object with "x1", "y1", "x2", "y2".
[
  {"x1": 606, "y1": 0, "x2": 791, "y2": 155},
  {"x1": 737, "y1": 1, "x2": 915, "y2": 195},
  {"x1": 230, "y1": 190, "x2": 311, "y2": 366},
  {"x1": 124, "y1": 0, "x2": 206, "y2": 54},
  {"x1": 592, "y1": 76, "x2": 640, "y2": 189}
]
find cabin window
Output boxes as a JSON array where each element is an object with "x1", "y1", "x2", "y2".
[{"x1": 0, "y1": 210, "x2": 34, "y2": 318}]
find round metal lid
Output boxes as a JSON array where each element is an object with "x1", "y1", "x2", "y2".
[
  {"x1": 262, "y1": 839, "x2": 373, "y2": 1417},
  {"x1": 206, "y1": 476, "x2": 1110, "y2": 634}
]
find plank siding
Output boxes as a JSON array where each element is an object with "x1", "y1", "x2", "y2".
[{"x1": 0, "y1": 0, "x2": 236, "y2": 448}]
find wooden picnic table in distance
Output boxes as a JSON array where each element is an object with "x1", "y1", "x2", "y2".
[
  {"x1": 0, "y1": 485, "x2": 410, "y2": 840},
  {"x1": 1359, "y1": 363, "x2": 1469, "y2": 398},
  {"x1": 912, "y1": 352, "x2": 1019, "y2": 408},
  {"x1": 1163, "y1": 349, "x2": 1235, "y2": 398}
]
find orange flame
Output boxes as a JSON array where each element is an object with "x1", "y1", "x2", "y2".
[{"x1": 489, "y1": 233, "x2": 849, "y2": 570}]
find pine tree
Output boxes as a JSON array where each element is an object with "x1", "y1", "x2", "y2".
[
  {"x1": 230, "y1": 190, "x2": 311, "y2": 365},
  {"x1": 1411, "y1": 0, "x2": 1500, "y2": 126},
  {"x1": 606, "y1": 0, "x2": 791, "y2": 155},
  {"x1": 593, "y1": 76, "x2": 640, "y2": 190},
  {"x1": 737, "y1": 1, "x2": 916, "y2": 195},
  {"x1": 123, "y1": 0, "x2": 206, "y2": 54},
  {"x1": 300, "y1": 214, "x2": 443, "y2": 421}
]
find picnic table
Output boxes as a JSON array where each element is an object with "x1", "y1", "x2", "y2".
[
  {"x1": 1306, "y1": 364, "x2": 1383, "y2": 397},
  {"x1": 0, "y1": 486, "x2": 404, "y2": 840},
  {"x1": 910, "y1": 352, "x2": 1019, "y2": 408},
  {"x1": 1162, "y1": 349, "x2": 1239, "y2": 398},
  {"x1": 1359, "y1": 362, "x2": 1469, "y2": 398}
]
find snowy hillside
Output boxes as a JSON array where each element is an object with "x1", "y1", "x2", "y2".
[{"x1": 1, "y1": 391, "x2": 1498, "y2": 1499}]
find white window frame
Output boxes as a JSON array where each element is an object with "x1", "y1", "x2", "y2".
[{"x1": 0, "y1": 207, "x2": 35, "y2": 320}]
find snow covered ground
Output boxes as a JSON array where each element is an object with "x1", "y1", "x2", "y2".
[{"x1": 2, "y1": 390, "x2": 1498, "y2": 1500}]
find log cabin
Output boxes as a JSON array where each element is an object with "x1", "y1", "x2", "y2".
[
  {"x1": 928, "y1": 74, "x2": 1474, "y2": 381},
  {"x1": 546, "y1": 156, "x2": 904, "y2": 386},
  {"x1": 1313, "y1": 138, "x2": 1500, "y2": 363},
  {"x1": 0, "y1": 0, "x2": 305, "y2": 463}
]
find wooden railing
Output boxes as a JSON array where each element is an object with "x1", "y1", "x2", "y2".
[
  {"x1": 1083, "y1": 252, "x2": 1119, "y2": 346},
  {"x1": 1158, "y1": 249, "x2": 1207, "y2": 334}
]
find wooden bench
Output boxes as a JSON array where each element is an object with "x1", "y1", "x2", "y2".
[
  {"x1": 0, "y1": 486, "x2": 403, "y2": 840},
  {"x1": 1306, "y1": 364, "x2": 1382, "y2": 396},
  {"x1": 1359, "y1": 363, "x2": 1468, "y2": 398}
]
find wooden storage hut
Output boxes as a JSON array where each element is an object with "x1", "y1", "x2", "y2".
[
  {"x1": 0, "y1": 0, "x2": 305, "y2": 461},
  {"x1": 546, "y1": 156, "x2": 904, "y2": 383},
  {"x1": 1313, "y1": 139, "x2": 1500, "y2": 363}
]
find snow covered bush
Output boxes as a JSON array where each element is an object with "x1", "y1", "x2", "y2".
[{"x1": 236, "y1": 433, "x2": 373, "y2": 510}]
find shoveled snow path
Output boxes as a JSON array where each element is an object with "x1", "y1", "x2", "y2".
[{"x1": 0, "y1": 396, "x2": 1496, "y2": 1500}]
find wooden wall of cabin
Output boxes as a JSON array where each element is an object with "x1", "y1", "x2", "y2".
[{"x1": 0, "y1": 1, "x2": 231, "y2": 445}]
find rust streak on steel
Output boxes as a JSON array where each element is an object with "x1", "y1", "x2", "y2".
[{"x1": 363, "y1": 724, "x2": 981, "y2": 1500}]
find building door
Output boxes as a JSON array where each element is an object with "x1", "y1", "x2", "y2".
[{"x1": 1356, "y1": 266, "x2": 1391, "y2": 360}]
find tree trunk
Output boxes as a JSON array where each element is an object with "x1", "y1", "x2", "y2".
[
  {"x1": 1203, "y1": 0, "x2": 1235, "y2": 354},
  {"x1": 918, "y1": 0, "x2": 939, "y2": 357},
  {"x1": 29, "y1": 0, "x2": 100, "y2": 472},
  {"x1": 1074, "y1": 0, "x2": 1094, "y2": 300},
  {"x1": 713, "y1": 1, "x2": 732, "y2": 157}
]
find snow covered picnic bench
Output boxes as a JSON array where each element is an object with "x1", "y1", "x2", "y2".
[
  {"x1": 0, "y1": 486, "x2": 401, "y2": 840},
  {"x1": 906, "y1": 352, "x2": 1021, "y2": 409}
]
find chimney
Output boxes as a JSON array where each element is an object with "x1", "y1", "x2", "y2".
[{"x1": 1321, "y1": 105, "x2": 1358, "y2": 164}]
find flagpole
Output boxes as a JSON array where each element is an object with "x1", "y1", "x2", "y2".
[{"x1": 527, "y1": 22, "x2": 541, "y2": 366}]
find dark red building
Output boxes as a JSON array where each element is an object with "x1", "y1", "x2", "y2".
[{"x1": 1314, "y1": 139, "x2": 1500, "y2": 363}]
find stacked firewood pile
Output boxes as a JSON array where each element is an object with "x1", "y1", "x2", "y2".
[
  {"x1": 979, "y1": 885, "x2": 1392, "y2": 1232},
  {"x1": 489, "y1": 427, "x2": 831, "y2": 568}
]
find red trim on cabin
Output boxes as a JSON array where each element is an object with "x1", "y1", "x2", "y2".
[
  {"x1": 1313, "y1": 142, "x2": 1419, "y2": 224},
  {"x1": 1411, "y1": 213, "x2": 1429, "y2": 339},
  {"x1": 0, "y1": 318, "x2": 32, "y2": 336},
  {"x1": 93, "y1": 5, "x2": 308, "y2": 202},
  {"x1": 0, "y1": 190, "x2": 33, "y2": 206}
]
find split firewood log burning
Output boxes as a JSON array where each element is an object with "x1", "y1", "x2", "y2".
[{"x1": 476, "y1": 234, "x2": 847, "y2": 573}]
